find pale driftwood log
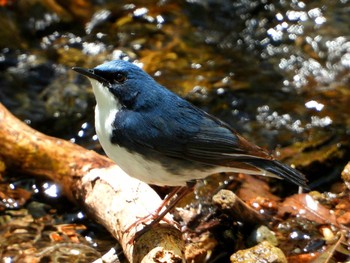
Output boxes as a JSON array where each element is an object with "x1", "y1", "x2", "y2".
[{"x1": 0, "y1": 103, "x2": 185, "y2": 263}]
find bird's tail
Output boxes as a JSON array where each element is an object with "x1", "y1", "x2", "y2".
[{"x1": 244, "y1": 159, "x2": 309, "y2": 189}]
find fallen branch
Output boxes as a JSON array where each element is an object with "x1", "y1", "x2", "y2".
[
  {"x1": 213, "y1": 189, "x2": 267, "y2": 225},
  {"x1": 0, "y1": 103, "x2": 185, "y2": 263}
]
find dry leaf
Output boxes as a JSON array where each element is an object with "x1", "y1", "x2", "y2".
[{"x1": 278, "y1": 194, "x2": 338, "y2": 226}]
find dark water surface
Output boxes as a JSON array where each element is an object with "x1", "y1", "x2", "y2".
[{"x1": 1, "y1": 1, "x2": 349, "y2": 147}]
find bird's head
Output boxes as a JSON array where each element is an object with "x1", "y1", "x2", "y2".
[{"x1": 73, "y1": 60, "x2": 161, "y2": 110}]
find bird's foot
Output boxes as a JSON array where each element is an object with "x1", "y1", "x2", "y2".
[
  {"x1": 123, "y1": 186, "x2": 190, "y2": 244},
  {"x1": 125, "y1": 214, "x2": 179, "y2": 244},
  {"x1": 124, "y1": 211, "x2": 176, "y2": 234}
]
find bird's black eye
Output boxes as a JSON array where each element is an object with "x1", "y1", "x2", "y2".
[{"x1": 113, "y1": 72, "x2": 127, "y2": 83}]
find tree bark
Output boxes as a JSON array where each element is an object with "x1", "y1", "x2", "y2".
[{"x1": 0, "y1": 103, "x2": 185, "y2": 263}]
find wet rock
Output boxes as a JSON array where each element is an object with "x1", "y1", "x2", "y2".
[
  {"x1": 341, "y1": 162, "x2": 350, "y2": 190},
  {"x1": 230, "y1": 241, "x2": 287, "y2": 263},
  {"x1": 248, "y1": 225, "x2": 278, "y2": 247},
  {"x1": 185, "y1": 232, "x2": 217, "y2": 263}
]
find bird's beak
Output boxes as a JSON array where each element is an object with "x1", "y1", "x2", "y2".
[{"x1": 72, "y1": 67, "x2": 108, "y2": 85}]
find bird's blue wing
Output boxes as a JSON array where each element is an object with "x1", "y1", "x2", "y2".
[
  {"x1": 111, "y1": 100, "x2": 271, "y2": 163},
  {"x1": 111, "y1": 100, "x2": 308, "y2": 188}
]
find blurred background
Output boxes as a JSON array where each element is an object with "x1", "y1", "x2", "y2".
[{"x1": 0, "y1": 0, "x2": 349, "y2": 262}]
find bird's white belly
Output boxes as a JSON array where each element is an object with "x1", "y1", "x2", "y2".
[{"x1": 98, "y1": 139, "x2": 191, "y2": 186}]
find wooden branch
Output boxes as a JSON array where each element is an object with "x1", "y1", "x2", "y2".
[
  {"x1": 0, "y1": 103, "x2": 185, "y2": 263},
  {"x1": 212, "y1": 189, "x2": 267, "y2": 225}
]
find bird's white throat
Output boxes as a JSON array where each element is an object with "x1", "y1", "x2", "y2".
[
  {"x1": 88, "y1": 78, "x2": 122, "y2": 155},
  {"x1": 89, "y1": 79, "x2": 123, "y2": 112}
]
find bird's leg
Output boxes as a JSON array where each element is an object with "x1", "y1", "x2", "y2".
[
  {"x1": 143, "y1": 181, "x2": 196, "y2": 227},
  {"x1": 141, "y1": 186, "x2": 192, "y2": 227},
  {"x1": 149, "y1": 186, "x2": 185, "y2": 218},
  {"x1": 124, "y1": 186, "x2": 183, "y2": 233},
  {"x1": 125, "y1": 183, "x2": 195, "y2": 243}
]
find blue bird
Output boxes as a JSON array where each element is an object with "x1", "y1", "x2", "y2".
[{"x1": 73, "y1": 60, "x2": 308, "y2": 233}]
